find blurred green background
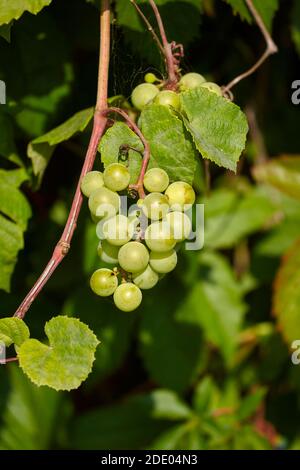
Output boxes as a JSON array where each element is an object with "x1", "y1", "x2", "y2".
[{"x1": 1, "y1": 0, "x2": 300, "y2": 450}]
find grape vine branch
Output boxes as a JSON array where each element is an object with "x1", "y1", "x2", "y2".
[
  {"x1": 131, "y1": 0, "x2": 181, "y2": 89},
  {"x1": 13, "y1": 0, "x2": 111, "y2": 320},
  {"x1": 224, "y1": 0, "x2": 278, "y2": 92}
]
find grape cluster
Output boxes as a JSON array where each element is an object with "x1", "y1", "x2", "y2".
[
  {"x1": 131, "y1": 72, "x2": 222, "y2": 111},
  {"x1": 81, "y1": 165, "x2": 195, "y2": 312}
]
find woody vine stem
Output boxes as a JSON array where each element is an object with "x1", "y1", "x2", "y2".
[{"x1": 13, "y1": 0, "x2": 111, "y2": 320}]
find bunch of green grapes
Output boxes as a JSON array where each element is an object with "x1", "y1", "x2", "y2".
[
  {"x1": 131, "y1": 72, "x2": 222, "y2": 111},
  {"x1": 81, "y1": 165, "x2": 195, "y2": 312}
]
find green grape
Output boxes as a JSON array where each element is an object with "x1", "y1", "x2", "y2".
[
  {"x1": 118, "y1": 241, "x2": 149, "y2": 273},
  {"x1": 88, "y1": 187, "x2": 120, "y2": 218},
  {"x1": 200, "y1": 82, "x2": 222, "y2": 96},
  {"x1": 165, "y1": 181, "x2": 195, "y2": 210},
  {"x1": 131, "y1": 83, "x2": 159, "y2": 111},
  {"x1": 113, "y1": 282, "x2": 142, "y2": 312},
  {"x1": 143, "y1": 168, "x2": 169, "y2": 193},
  {"x1": 97, "y1": 240, "x2": 120, "y2": 264},
  {"x1": 145, "y1": 221, "x2": 176, "y2": 252},
  {"x1": 81, "y1": 171, "x2": 104, "y2": 197},
  {"x1": 154, "y1": 90, "x2": 180, "y2": 110},
  {"x1": 103, "y1": 163, "x2": 130, "y2": 191},
  {"x1": 179, "y1": 72, "x2": 206, "y2": 91},
  {"x1": 90, "y1": 268, "x2": 118, "y2": 296},
  {"x1": 149, "y1": 249, "x2": 177, "y2": 274},
  {"x1": 102, "y1": 214, "x2": 133, "y2": 246},
  {"x1": 132, "y1": 264, "x2": 159, "y2": 290},
  {"x1": 165, "y1": 211, "x2": 192, "y2": 241},
  {"x1": 144, "y1": 72, "x2": 159, "y2": 84},
  {"x1": 142, "y1": 192, "x2": 169, "y2": 221}
]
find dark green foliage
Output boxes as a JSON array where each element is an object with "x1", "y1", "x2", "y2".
[{"x1": 0, "y1": 0, "x2": 300, "y2": 450}]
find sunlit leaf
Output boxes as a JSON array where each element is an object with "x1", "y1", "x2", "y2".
[
  {"x1": 18, "y1": 316, "x2": 99, "y2": 391},
  {"x1": 0, "y1": 0, "x2": 52, "y2": 26},
  {"x1": 0, "y1": 317, "x2": 29, "y2": 347},
  {"x1": 181, "y1": 88, "x2": 248, "y2": 172}
]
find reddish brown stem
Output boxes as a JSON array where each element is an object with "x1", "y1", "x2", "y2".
[
  {"x1": 102, "y1": 107, "x2": 150, "y2": 199},
  {"x1": 14, "y1": 0, "x2": 111, "y2": 320},
  {"x1": 148, "y1": 0, "x2": 178, "y2": 88},
  {"x1": 0, "y1": 357, "x2": 18, "y2": 364},
  {"x1": 130, "y1": 0, "x2": 164, "y2": 55},
  {"x1": 224, "y1": 0, "x2": 277, "y2": 92}
]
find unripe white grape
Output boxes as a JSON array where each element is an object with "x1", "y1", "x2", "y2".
[
  {"x1": 81, "y1": 171, "x2": 104, "y2": 197},
  {"x1": 143, "y1": 168, "x2": 169, "y2": 193},
  {"x1": 165, "y1": 211, "x2": 192, "y2": 241},
  {"x1": 113, "y1": 282, "x2": 142, "y2": 312},
  {"x1": 145, "y1": 221, "x2": 176, "y2": 252},
  {"x1": 200, "y1": 82, "x2": 222, "y2": 96},
  {"x1": 154, "y1": 90, "x2": 180, "y2": 110},
  {"x1": 90, "y1": 268, "x2": 118, "y2": 296},
  {"x1": 132, "y1": 264, "x2": 159, "y2": 290},
  {"x1": 88, "y1": 187, "x2": 120, "y2": 218},
  {"x1": 142, "y1": 192, "x2": 169, "y2": 221},
  {"x1": 165, "y1": 181, "x2": 195, "y2": 210},
  {"x1": 103, "y1": 163, "x2": 130, "y2": 191},
  {"x1": 97, "y1": 240, "x2": 120, "y2": 264},
  {"x1": 118, "y1": 241, "x2": 149, "y2": 273},
  {"x1": 144, "y1": 72, "x2": 158, "y2": 84},
  {"x1": 149, "y1": 249, "x2": 177, "y2": 273},
  {"x1": 179, "y1": 72, "x2": 206, "y2": 91},
  {"x1": 102, "y1": 214, "x2": 133, "y2": 246},
  {"x1": 131, "y1": 83, "x2": 159, "y2": 111},
  {"x1": 106, "y1": 215, "x2": 134, "y2": 244}
]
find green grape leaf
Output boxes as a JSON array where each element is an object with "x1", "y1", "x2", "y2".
[
  {"x1": 139, "y1": 279, "x2": 207, "y2": 392},
  {"x1": 18, "y1": 316, "x2": 99, "y2": 391},
  {"x1": 100, "y1": 106, "x2": 198, "y2": 184},
  {"x1": 292, "y1": 1, "x2": 300, "y2": 56},
  {"x1": 224, "y1": 0, "x2": 279, "y2": 31},
  {"x1": 116, "y1": 0, "x2": 202, "y2": 66},
  {"x1": 203, "y1": 187, "x2": 276, "y2": 249},
  {"x1": 72, "y1": 389, "x2": 189, "y2": 449},
  {"x1": 253, "y1": 156, "x2": 300, "y2": 201},
  {"x1": 99, "y1": 122, "x2": 144, "y2": 184},
  {"x1": 181, "y1": 88, "x2": 248, "y2": 172},
  {"x1": 28, "y1": 107, "x2": 94, "y2": 183},
  {"x1": 273, "y1": 240, "x2": 300, "y2": 344},
  {"x1": 0, "y1": 318, "x2": 29, "y2": 347},
  {"x1": 140, "y1": 104, "x2": 198, "y2": 183},
  {"x1": 0, "y1": 366, "x2": 63, "y2": 450},
  {"x1": 0, "y1": 0, "x2": 52, "y2": 25},
  {"x1": 0, "y1": 169, "x2": 31, "y2": 292}
]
